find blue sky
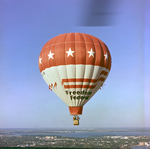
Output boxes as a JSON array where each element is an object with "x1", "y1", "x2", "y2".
[{"x1": 0, "y1": 0, "x2": 149, "y2": 128}]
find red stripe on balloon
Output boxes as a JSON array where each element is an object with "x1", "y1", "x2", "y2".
[
  {"x1": 100, "y1": 70, "x2": 108, "y2": 75},
  {"x1": 62, "y1": 78, "x2": 98, "y2": 83},
  {"x1": 62, "y1": 76, "x2": 106, "y2": 84},
  {"x1": 99, "y1": 77, "x2": 105, "y2": 81},
  {"x1": 64, "y1": 85, "x2": 97, "y2": 89}
]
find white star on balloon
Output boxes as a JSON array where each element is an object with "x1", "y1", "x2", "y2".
[
  {"x1": 66, "y1": 48, "x2": 75, "y2": 57},
  {"x1": 104, "y1": 53, "x2": 108, "y2": 60},
  {"x1": 87, "y1": 48, "x2": 95, "y2": 57},
  {"x1": 39, "y1": 58, "x2": 42, "y2": 64},
  {"x1": 48, "y1": 51, "x2": 55, "y2": 59}
]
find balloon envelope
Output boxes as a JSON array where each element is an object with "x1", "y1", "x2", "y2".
[{"x1": 39, "y1": 33, "x2": 111, "y2": 115}]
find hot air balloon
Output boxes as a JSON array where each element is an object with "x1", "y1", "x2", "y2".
[{"x1": 38, "y1": 33, "x2": 111, "y2": 125}]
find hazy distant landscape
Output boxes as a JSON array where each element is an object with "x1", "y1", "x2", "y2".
[{"x1": 0, "y1": 128, "x2": 150, "y2": 148}]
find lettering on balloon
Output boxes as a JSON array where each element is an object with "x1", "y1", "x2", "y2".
[
  {"x1": 70, "y1": 95, "x2": 90, "y2": 100},
  {"x1": 65, "y1": 90, "x2": 92, "y2": 100}
]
